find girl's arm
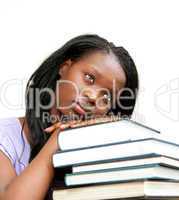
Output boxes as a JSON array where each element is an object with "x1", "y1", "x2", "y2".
[
  {"x1": 0, "y1": 116, "x2": 115, "y2": 200},
  {"x1": 0, "y1": 128, "x2": 60, "y2": 200}
]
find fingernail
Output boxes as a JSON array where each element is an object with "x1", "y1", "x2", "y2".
[
  {"x1": 44, "y1": 127, "x2": 53, "y2": 132},
  {"x1": 60, "y1": 124, "x2": 70, "y2": 130}
]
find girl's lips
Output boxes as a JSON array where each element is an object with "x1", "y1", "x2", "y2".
[{"x1": 73, "y1": 103, "x2": 86, "y2": 115}]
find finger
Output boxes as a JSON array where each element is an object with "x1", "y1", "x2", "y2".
[
  {"x1": 70, "y1": 119, "x2": 91, "y2": 128},
  {"x1": 44, "y1": 119, "x2": 82, "y2": 132},
  {"x1": 44, "y1": 121, "x2": 68, "y2": 132},
  {"x1": 45, "y1": 123, "x2": 71, "y2": 134},
  {"x1": 70, "y1": 115, "x2": 118, "y2": 128}
]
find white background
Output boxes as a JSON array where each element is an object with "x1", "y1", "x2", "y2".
[{"x1": 0, "y1": 0, "x2": 178, "y2": 140}]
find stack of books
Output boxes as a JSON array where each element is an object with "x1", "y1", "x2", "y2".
[{"x1": 52, "y1": 117, "x2": 179, "y2": 200}]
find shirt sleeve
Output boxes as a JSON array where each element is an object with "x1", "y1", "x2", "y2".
[{"x1": 0, "y1": 127, "x2": 16, "y2": 166}]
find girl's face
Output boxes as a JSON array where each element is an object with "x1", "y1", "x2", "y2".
[{"x1": 52, "y1": 51, "x2": 126, "y2": 119}]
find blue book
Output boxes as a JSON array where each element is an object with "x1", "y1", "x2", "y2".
[{"x1": 53, "y1": 138, "x2": 179, "y2": 168}]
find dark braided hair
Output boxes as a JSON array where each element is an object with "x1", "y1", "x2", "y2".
[{"x1": 25, "y1": 34, "x2": 139, "y2": 161}]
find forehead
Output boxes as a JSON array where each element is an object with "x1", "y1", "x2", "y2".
[{"x1": 77, "y1": 51, "x2": 126, "y2": 89}]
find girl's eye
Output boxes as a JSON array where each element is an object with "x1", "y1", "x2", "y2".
[{"x1": 84, "y1": 73, "x2": 95, "y2": 84}]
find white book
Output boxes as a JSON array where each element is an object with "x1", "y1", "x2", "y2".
[
  {"x1": 65, "y1": 164, "x2": 179, "y2": 186},
  {"x1": 53, "y1": 180, "x2": 179, "y2": 200},
  {"x1": 72, "y1": 155, "x2": 179, "y2": 173},
  {"x1": 58, "y1": 118, "x2": 160, "y2": 151}
]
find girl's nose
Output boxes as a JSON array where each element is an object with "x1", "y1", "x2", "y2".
[
  {"x1": 82, "y1": 90, "x2": 99, "y2": 108},
  {"x1": 88, "y1": 93, "x2": 97, "y2": 105}
]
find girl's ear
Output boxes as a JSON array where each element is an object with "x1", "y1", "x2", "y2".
[{"x1": 58, "y1": 59, "x2": 72, "y2": 78}]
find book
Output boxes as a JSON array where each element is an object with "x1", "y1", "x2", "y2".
[
  {"x1": 52, "y1": 138, "x2": 179, "y2": 168},
  {"x1": 65, "y1": 164, "x2": 179, "y2": 186},
  {"x1": 58, "y1": 118, "x2": 160, "y2": 151},
  {"x1": 53, "y1": 180, "x2": 179, "y2": 200},
  {"x1": 72, "y1": 155, "x2": 179, "y2": 173}
]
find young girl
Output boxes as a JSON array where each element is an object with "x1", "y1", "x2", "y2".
[{"x1": 0, "y1": 34, "x2": 139, "y2": 200}]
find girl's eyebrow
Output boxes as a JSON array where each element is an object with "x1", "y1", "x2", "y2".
[
  {"x1": 89, "y1": 65, "x2": 103, "y2": 77},
  {"x1": 90, "y1": 66, "x2": 114, "y2": 90},
  {"x1": 88, "y1": 65, "x2": 121, "y2": 90}
]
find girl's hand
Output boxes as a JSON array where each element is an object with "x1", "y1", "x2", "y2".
[
  {"x1": 43, "y1": 119, "x2": 82, "y2": 133},
  {"x1": 71, "y1": 115, "x2": 120, "y2": 128},
  {"x1": 44, "y1": 115, "x2": 120, "y2": 133}
]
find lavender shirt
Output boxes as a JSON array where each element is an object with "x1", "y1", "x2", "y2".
[{"x1": 0, "y1": 117, "x2": 30, "y2": 175}]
